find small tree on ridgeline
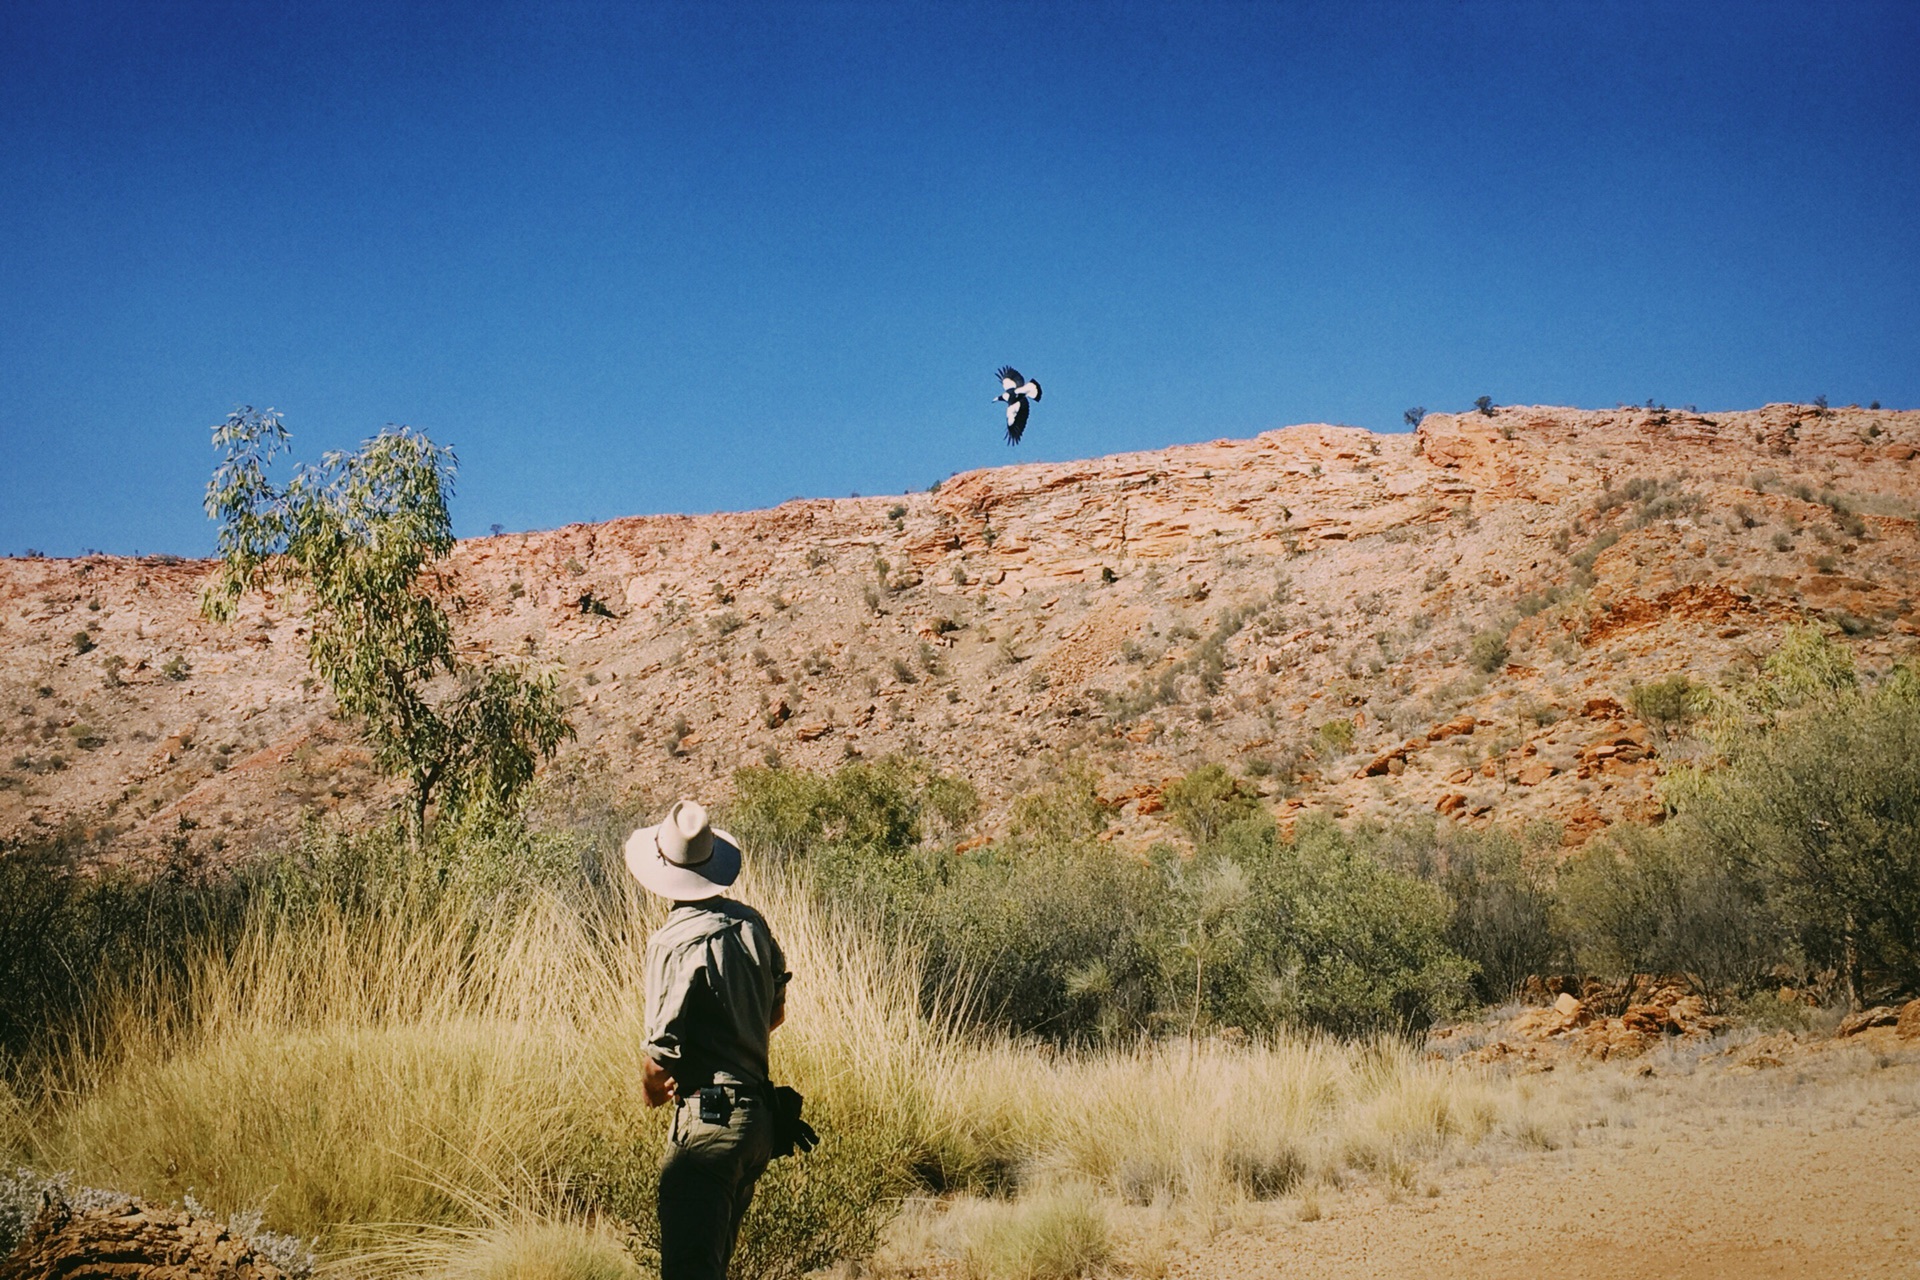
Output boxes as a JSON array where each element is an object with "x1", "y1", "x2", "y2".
[{"x1": 202, "y1": 407, "x2": 572, "y2": 842}]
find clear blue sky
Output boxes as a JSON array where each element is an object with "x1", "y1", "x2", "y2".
[{"x1": 2, "y1": 1, "x2": 1916, "y2": 556}]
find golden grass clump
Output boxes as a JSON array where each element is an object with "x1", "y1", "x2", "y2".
[
  {"x1": 909, "y1": 1036, "x2": 1501, "y2": 1205},
  {"x1": 4, "y1": 857, "x2": 1523, "y2": 1278},
  {"x1": 374, "y1": 1217, "x2": 642, "y2": 1280},
  {"x1": 957, "y1": 1188, "x2": 1112, "y2": 1280},
  {"x1": 9, "y1": 871, "x2": 919, "y2": 1277}
]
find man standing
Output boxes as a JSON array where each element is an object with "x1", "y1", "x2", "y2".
[{"x1": 628, "y1": 799, "x2": 789, "y2": 1280}]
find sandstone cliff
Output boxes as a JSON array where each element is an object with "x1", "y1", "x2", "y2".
[{"x1": 2, "y1": 404, "x2": 1915, "y2": 860}]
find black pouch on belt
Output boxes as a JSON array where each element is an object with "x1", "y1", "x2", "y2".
[
  {"x1": 698, "y1": 1085, "x2": 732, "y2": 1125},
  {"x1": 769, "y1": 1084, "x2": 820, "y2": 1158}
]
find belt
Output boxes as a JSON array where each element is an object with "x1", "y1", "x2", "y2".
[{"x1": 676, "y1": 1083, "x2": 762, "y2": 1105}]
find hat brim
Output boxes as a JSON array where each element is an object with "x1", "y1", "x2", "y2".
[{"x1": 624, "y1": 823, "x2": 742, "y2": 900}]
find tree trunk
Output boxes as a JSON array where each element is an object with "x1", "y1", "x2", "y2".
[{"x1": 1843, "y1": 911, "x2": 1862, "y2": 1011}]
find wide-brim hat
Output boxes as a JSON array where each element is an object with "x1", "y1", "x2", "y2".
[{"x1": 624, "y1": 799, "x2": 741, "y2": 901}]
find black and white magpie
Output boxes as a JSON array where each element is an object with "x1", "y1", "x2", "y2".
[{"x1": 994, "y1": 366, "x2": 1042, "y2": 445}]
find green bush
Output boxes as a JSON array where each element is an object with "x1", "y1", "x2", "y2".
[
  {"x1": 1680, "y1": 677, "x2": 1920, "y2": 1001},
  {"x1": 1316, "y1": 718, "x2": 1355, "y2": 754},
  {"x1": 727, "y1": 758, "x2": 977, "y2": 865},
  {"x1": 1760, "y1": 623, "x2": 1858, "y2": 708},
  {"x1": 1430, "y1": 826, "x2": 1568, "y2": 1002},
  {"x1": 920, "y1": 829, "x2": 1170, "y2": 1041},
  {"x1": 0, "y1": 833, "x2": 255, "y2": 1068},
  {"x1": 1469, "y1": 630, "x2": 1510, "y2": 673},
  {"x1": 1163, "y1": 765, "x2": 1260, "y2": 845},
  {"x1": 1627, "y1": 674, "x2": 1699, "y2": 736},
  {"x1": 1558, "y1": 822, "x2": 1782, "y2": 995},
  {"x1": 738, "y1": 762, "x2": 1473, "y2": 1041},
  {"x1": 1212, "y1": 817, "x2": 1475, "y2": 1035}
]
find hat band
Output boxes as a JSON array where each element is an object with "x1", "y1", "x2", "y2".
[{"x1": 654, "y1": 828, "x2": 713, "y2": 869}]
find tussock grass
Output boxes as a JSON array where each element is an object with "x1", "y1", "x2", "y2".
[
  {"x1": 368, "y1": 1216, "x2": 642, "y2": 1280},
  {"x1": 8, "y1": 872, "x2": 916, "y2": 1277},
  {"x1": 3, "y1": 855, "x2": 1521, "y2": 1277},
  {"x1": 915, "y1": 1037, "x2": 1500, "y2": 1205},
  {"x1": 958, "y1": 1187, "x2": 1112, "y2": 1280}
]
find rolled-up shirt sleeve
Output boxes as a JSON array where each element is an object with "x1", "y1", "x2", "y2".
[{"x1": 644, "y1": 937, "x2": 702, "y2": 1070}]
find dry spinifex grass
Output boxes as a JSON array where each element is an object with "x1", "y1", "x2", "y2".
[{"x1": 6, "y1": 868, "x2": 1547, "y2": 1279}]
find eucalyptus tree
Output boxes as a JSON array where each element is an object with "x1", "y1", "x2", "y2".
[{"x1": 203, "y1": 407, "x2": 571, "y2": 842}]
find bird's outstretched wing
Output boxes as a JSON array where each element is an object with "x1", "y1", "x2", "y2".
[
  {"x1": 997, "y1": 366, "x2": 1024, "y2": 392},
  {"x1": 1005, "y1": 396, "x2": 1030, "y2": 444},
  {"x1": 1016, "y1": 379, "x2": 1041, "y2": 402}
]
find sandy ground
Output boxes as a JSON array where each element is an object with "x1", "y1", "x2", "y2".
[
  {"x1": 871, "y1": 1029, "x2": 1920, "y2": 1280},
  {"x1": 1172, "y1": 1033, "x2": 1920, "y2": 1280}
]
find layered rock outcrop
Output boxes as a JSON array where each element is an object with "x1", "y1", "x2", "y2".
[
  {"x1": 2, "y1": 404, "x2": 1915, "y2": 859},
  {"x1": 0, "y1": 1194, "x2": 295, "y2": 1280}
]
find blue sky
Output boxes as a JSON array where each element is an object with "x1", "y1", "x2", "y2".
[{"x1": 2, "y1": 1, "x2": 1916, "y2": 556}]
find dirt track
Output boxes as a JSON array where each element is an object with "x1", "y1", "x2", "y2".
[{"x1": 1176, "y1": 1035, "x2": 1920, "y2": 1280}]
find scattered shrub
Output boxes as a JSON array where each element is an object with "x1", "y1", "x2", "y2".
[
  {"x1": 1210, "y1": 816, "x2": 1475, "y2": 1036},
  {"x1": 1468, "y1": 630, "x2": 1509, "y2": 673},
  {"x1": 1681, "y1": 678, "x2": 1920, "y2": 1001},
  {"x1": 1163, "y1": 765, "x2": 1260, "y2": 845},
  {"x1": 1569, "y1": 531, "x2": 1618, "y2": 584},
  {"x1": 1626, "y1": 674, "x2": 1699, "y2": 737},
  {"x1": 1560, "y1": 824, "x2": 1782, "y2": 995},
  {"x1": 1316, "y1": 718, "x2": 1355, "y2": 753},
  {"x1": 1429, "y1": 827, "x2": 1567, "y2": 1002}
]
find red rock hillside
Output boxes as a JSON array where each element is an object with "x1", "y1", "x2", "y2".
[{"x1": 2, "y1": 403, "x2": 1916, "y2": 861}]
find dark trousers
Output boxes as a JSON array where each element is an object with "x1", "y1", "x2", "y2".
[{"x1": 659, "y1": 1091, "x2": 773, "y2": 1280}]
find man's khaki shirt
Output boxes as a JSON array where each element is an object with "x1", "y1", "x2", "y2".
[{"x1": 644, "y1": 897, "x2": 789, "y2": 1092}]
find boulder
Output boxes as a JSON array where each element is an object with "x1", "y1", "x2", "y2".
[
  {"x1": 1359, "y1": 742, "x2": 1416, "y2": 778},
  {"x1": 1898, "y1": 999, "x2": 1920, "y2": 1041},
  {"x1": 1835, "y1": 1005, "x2": 1900, "y2": 1037}
]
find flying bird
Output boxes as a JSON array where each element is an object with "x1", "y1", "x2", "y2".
[{"x1": 994, "y1": 366, "x2": 1042, "y2": 445}]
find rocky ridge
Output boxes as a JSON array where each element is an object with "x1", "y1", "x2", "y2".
[{"x1": 2, "y1": 404, "x2": 1916, "y2": 861}]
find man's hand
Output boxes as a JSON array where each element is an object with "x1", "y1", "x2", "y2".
[{"x1": 643, "y1": 1055, "x2": 677, "y2": 1108}]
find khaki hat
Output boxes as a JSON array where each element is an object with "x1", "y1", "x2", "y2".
[{"x1": 624, "y1": 799, "x2": 742, "y2": 901}]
